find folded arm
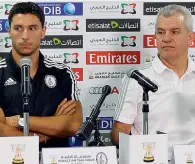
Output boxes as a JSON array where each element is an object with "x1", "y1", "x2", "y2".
[
  {"x1": 0, "y1": 108, "x2": 49, "y2": 143},
  {"x1": 5, "y1": 99, "x2": 83, "y2": 138},
  {"x1": 29, "y1": 100, "x2": 83, "y2": 137}
]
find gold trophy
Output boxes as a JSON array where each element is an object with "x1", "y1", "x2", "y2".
[
  {"x1": 89, "y1": 72, "x2": 94, "y2": 79},
  {"x1": 50, "y1": 155, "x2": 58, "y2": 164},
  {"x1": 11, "y1": 144, "x2": 25, "y2": 164},
  {"x1": 145, "y1": 54, "x2": 151, "y2": 63},
  {"x1": 186, "y1": 153, "x2": 193, "y2": 163},
  {"x1": 142, "y1": 142, "x2": 155, "y2": 162}
]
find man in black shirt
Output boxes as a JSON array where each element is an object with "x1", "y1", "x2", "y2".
[{"x1": 0, "y1": 2, "x2": 83, "y2": 149}]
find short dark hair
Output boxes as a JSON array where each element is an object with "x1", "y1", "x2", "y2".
[{"x1": 8, "y1": 2, "x2": 45, "y2": 28}]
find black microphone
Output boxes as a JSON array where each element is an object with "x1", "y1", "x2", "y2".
[
  {"x1": 127, "y1": 69, "x2": 158, "y2": 92},
  {"x1": 76, "y1": 85, "x2": 111, "y2": 141},
  {"x1": 20, "y1": 57, "x2": 32, "y2": 98}
]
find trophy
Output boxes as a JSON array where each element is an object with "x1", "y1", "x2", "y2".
[
  {"x1": 186, "y1": 153, "x2": 193, "y2": 163},
  {"x1": 50, "y1": 155, "x2": 58, "y2": 164},
  {"x1": 142, "y1": 142, "x2": 155, "y2": 162},
  {"x1": 11, "y1": 144, "x2": 25, "y2": 164}
]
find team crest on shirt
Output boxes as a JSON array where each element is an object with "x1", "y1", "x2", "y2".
[{"x1": 44, "y1": 75, "x2": 57, "y2": 88}]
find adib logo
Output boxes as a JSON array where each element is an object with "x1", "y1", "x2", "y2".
[
  {"x1": 38, "y1": 2, "x2": 83, "y2": 16},
  {"x1": 0, "y1": 19, "x2": 9, "y2": 33}
]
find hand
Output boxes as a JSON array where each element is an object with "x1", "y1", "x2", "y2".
[
  {"x1": 55, "y1": 98, "x2": 77, "y2": 116},
  {"x1": 6, "y1": 115, "x2": 20, "y2": 128}
]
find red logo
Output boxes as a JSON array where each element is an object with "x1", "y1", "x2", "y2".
[
  {"x1": 143, "y1": 35, "x2": 156, "y2": 48},
  {"x1": 190, "y1": 37, "x2": 195, "y2": 47},
  {"x1": 144, "y1": 34, "x2": 195, "y2": 48},
  {"x1": 71, "y1": 68, "x2": 83, "y2": 81},
  {"x1": 86, "y1": 51, "x2": 140, "y2": 64}
]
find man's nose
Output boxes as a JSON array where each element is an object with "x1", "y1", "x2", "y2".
[
  {"x1": 162, "y1": 32, "x2": 172, "y2": 43},
  {"x1": 21, "y1": 29, "x2": 29, "y2": 40}
]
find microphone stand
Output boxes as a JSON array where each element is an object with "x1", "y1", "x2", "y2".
[
  {"x1": 88, "y1": 118, "x2": 106, "y2": 146},
  {"x1": 142, "y1": 87, "x2": 149, "y2": 135},
  {"x1": 23, "y1": 96, "x2": 30, "y2": 136},
  {"x1": 76, "y1": 85, "x2": 111, "y2": 145}
]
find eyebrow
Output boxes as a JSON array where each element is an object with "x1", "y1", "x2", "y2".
[
  {"x1": 13, "y1": 24, "x2": 38, "y2": 27},
  {"x1": 157, "y1": 28, "x2": 180, "y2": 31}
]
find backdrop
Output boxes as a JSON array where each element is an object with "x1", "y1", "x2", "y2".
[{"x1": 0, "y1": 0, "x2": 195, "y2": 146}]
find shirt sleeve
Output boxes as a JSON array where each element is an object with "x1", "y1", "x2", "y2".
[
  {"x1": 0, "y1": 64, "x2": 4, "y2": 109},
  {"x1": 114, "y1": 75, "x2": 142, "y2": 124},
  {"x1": 60, "y1": 66, "x2": 79, "y2": 101}
]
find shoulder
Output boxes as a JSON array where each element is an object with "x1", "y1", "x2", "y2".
[
  {"x1": 43, "y1": 57, "x2": 76, "y2": 80},
  {"x1": 0, "y1": 54, "x2": 8, "y2": 70}
]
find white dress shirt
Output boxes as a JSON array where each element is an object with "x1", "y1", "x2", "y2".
[{"x1": 115, "y1": 56, "x2": 195, "y2": 161}]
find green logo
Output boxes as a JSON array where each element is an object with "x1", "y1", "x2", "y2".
[
  {"x1": 53, "y1": 38, "x2": 61, "y2": 45},
  {"x1": 111, "y1": 21, "x2": 119, "y2": 28}
]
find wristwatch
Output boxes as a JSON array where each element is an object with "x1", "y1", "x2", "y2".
[{"x1": 18, "y1": 117, "x2": 24, "y2": 130}]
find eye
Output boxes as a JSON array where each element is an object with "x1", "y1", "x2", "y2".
[
  {"x1": 30, "y1": 26, "x2": 37, "y2": 31},
  {"x1": 173, "y1": 31, "x2": 179, "y2": 34},
  {"x1": 14, "y1": 26, "x2": 22, "y2": 31},
  {"x1": 156, "y1": 30, "x2": 165, "y2": 35}
]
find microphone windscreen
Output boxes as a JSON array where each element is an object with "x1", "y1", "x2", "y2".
[
  {"x1": 20, "y1": 57, "x2": 32, "y2": 67},
  {"x1": 102, "y1": 85, "x2": 111, "y2": 96}
]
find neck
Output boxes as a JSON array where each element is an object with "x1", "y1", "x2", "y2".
[
  {"x1": 12, "y1": 48, "x2": 39, "y2": 78},
  {"x1": 159, "y1": 54, "x2": 188, "y2": 78}
]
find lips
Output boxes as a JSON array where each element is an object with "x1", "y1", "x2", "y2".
[
  {"x1": 162, "y1": 46, "x2": 175, "y2": 48},
  {"x1": 21, "y1": 44, "x2": 31, "y2": 46}
]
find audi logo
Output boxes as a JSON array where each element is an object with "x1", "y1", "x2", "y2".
[
  {"x1": 89, "y1": 87, "x2": 119, "y2": 94},
  {"x1": 89, "y1": 87, "x2": 104, "y2": 94}
]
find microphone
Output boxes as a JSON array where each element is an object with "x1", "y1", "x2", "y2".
[
  {"x1": 20, "y1": 57, "x2": 32, "y2": 98},
  {"x1": 76, "y1": 85, "x2": 111, "y2": 141},
  {"x1": 127, "y1": 69, "x2": 158, "y2": 92}
]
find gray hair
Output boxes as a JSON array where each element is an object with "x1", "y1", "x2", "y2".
[{"x1": 155, "y1": 4, "x2": 193, "y2": 32}]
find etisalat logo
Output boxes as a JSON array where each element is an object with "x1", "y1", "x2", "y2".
[
  {"x1": 63, "y1": 52, "x2": 79, "y2": 64},
  {"x1": 63, "y1": 20, "x2": 79, "y2": 31},
  {"x1": 121, "y1": 36, "x2": 136, "y2": 47},
  {"x1": 121, "y1": 3, "x2": 136, "y2": 14}
]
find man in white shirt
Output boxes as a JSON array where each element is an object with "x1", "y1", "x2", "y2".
[{"x1": 111, "y1": 4, "x2": 195, "y2": 162}]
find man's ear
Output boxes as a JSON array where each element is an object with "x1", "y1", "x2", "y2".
[
  {"x1": 188, "y1": 31, "x2": 194, "y2": 46},
  {"x1": 8, "y1": 27, "x2": 11, "y2": 38},
  {"x1": 41, "y1": 25, "x2": 46, "y2": 39}
]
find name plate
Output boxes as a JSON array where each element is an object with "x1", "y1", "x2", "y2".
[
  {"x1": 42, "y1": 146, "x2": 117, "y2": 164},
  {"x1": 119, "y1": 133, "x2": 168, "y2": 164},
  {"x1": 174, "y1": 145, "x2": 195, "y2": 164},
  {"x1": 0, "y1": 136, "x2": 39, "y2": 164}
]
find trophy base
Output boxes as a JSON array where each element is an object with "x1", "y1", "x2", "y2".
[
  {"x1": 143, "y1": 157, "x2": 154, "y2": 162},
  {"x1": 187, "y1": 160, "x2": 193, "y2": 163},
  {"x1": 12, "y1": 159, "x2": 24, "y2": 164}
]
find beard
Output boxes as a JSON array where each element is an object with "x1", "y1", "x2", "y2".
[{"x1": 12, "y1": 43, "x2": 39, "y2": 57}]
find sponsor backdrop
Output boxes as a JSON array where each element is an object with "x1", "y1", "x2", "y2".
[{"x1": 0, "y1": 0, "x2": 195, "y2": 146}]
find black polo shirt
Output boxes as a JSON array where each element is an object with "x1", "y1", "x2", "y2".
[{"x1": 0, "y1": 51, "x2": 79, "y2": 149}]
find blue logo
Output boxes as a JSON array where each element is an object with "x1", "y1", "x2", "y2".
[
  {"x1": 68, "y1": 136, "x2": 83, "y2": 147},
  {"x1": 0, "y1": 19, "x2": 9, "y2": 33},
  {"x1": 86, "y1": 117, "x2": 113, "y2": 130},
  {"x1": 64, "y1": 3, "x2": 75, "y2": 15},
  {"x1": 37, "y1": 2, "x2": 83, "y2": 16},
  {"x1": 5, "y1": 20, "x2": 9, "y2": 31}
]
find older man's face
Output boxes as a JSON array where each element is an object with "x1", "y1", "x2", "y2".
[{"x1": 155, "y1": 12, "x2": 193, "y2": 60}]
